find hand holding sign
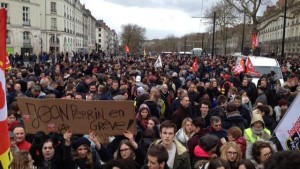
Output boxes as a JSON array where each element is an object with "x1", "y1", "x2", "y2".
[
  {"x1": 89, "y1": 130, "x2": 101, "y2": 150},
  {"x1": 124, "y1": 130, "x2": 138, "y2": 149},
  {"x1": 63, "y1": 130, "x2": 72, "y2": 146}
]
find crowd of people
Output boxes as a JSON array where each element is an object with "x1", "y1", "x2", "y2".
[{"x1": 6, "y1": 52, "x2": 300, "y2": 169}]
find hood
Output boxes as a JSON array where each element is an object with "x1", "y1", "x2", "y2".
[
  {"x1": 235, "y1": 137, "x2": 247, "y2": 147},
  {"x1": 250, "y1": 113, "x2": 265, "y2": 127},
  {"x1": 137, "y1": 86, "x2": 146, "y2": 94},
  {"x1": 194, "y1": 145, "x2": 210, "y2": 158}
]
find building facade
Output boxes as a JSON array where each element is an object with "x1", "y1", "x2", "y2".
[
  {"x1": 96, "y1": 20, "x2": 118, "y2": 56},
  {"x1": 258, "y1": 1, "x2": 300, "y2": 56},
  {"x1": 2, "y1": 0, "x2": 112, "y2": 56}
]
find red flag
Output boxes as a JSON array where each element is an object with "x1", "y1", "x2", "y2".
[
  {"x1": 233, "y1": 59, "x2": 245, "y2": 74},
  {"x1": 125, "y1": 45, "x2": 130, "y2": 53},
  {"x1": 192, "y1": 58, "x2": 199, "y2": 72},
  {"x1": 0, "y1": 8, "x2": 13, "y2": 169},
  {"x1": 252, "y1": 32, "x2": 258, "y2": 49},
  {"x1": 246, "y1": 58, "x2": 260, "y2": 77}
]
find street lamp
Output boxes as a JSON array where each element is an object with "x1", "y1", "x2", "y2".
[{"x1": 281, "y1": 0, "x2": 288, "y2": 60}]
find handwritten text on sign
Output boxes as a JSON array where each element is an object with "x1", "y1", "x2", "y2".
[{"x1": 17, "y1": 98, "x2": 136, "y2": 135}]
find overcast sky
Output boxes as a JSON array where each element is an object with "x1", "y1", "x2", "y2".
[{"x1": 80, "y1": 0, "x2": 275, "y2": 40}]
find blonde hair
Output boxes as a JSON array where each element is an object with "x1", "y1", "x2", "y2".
[
  {"x1": 182, "y1": 117, "x2": 193, "y2": 136},
  {"x1": 73, "y1": 144, "x2": 93, "y2": 168},
  {"x1": 11, "y1": 151, "x2": 32, "y2": 169},
  {"x1": 220, "y1": 142, "x2": 242, "y2": 162}
]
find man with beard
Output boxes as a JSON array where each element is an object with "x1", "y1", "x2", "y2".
[{"x1": 244, "y1": 113, "x2": 271, "y2": 145}]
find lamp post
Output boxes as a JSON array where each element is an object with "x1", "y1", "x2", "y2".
[
  {"x1": 281, "y1": 0, "x2": 288, "y2": 60},
  {"x1": 241, "y1": 11, "x2": 246, "y2": 55},
  {"x1": 212, "y1": 12, "x2": 216, "y2": 58}
]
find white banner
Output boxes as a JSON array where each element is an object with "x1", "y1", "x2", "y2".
[
  {"x1": 274, "y1": 93, "x2": 300, "y2": 150},
  {"x1": 154, "y1": 55, "x2": 162, "y2": 68}
]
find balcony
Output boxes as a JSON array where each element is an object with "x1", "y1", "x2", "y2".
[
  {"x1": 23, "y1": 20, "x2": 31, "y2": 26},
  {"x1": 6, "y1": 38, "x2": 11, "y2": 44},
  {"x1": 23, "y1": 39, "x2": 31, "y2": 45},
  {"x1": 51, "y1": 10, "x2": 57, "y2": 14}
]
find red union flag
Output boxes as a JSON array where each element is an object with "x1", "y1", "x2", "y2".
[
  {"x1": 233, "y1": 59, "x2": 245, "y2": 74},
  {"x1": 192, "y1": 57, "x2": 199, "y2": 72},
  {"x1": 252, "y1": 32, "x2": 258, "y2": 49},
  {"x1": 0, "y1": 8, "x2": 13, "y2": 169},
  {"x1": 246, "y1": 58, "x2": 260, "y2": 77}
]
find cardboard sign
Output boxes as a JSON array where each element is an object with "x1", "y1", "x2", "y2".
[
  {"x1": 274, "y1": 93, "x2": 300, "y2": 150},
  {"x1": 17, "y1": 98, "x2": 137, "y2": 135}
]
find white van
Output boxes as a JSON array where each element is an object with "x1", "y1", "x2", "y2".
[{"x1": 236, "y1": 56, "x2": 284, "y2": 86}]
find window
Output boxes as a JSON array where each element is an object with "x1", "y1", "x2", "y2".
[
  {"x1": 98, "y1": 39, "x2": 101, "y2": 43},
  {"x1": 98, "y1": 34, "x2": 101, "y2": 37},
  {"x1": 1, "y1": 3, "x2": 8, "y2": 8},
  {"x1": 23, "y1": 7, "x2": 29, "y2": 21},
  {"x1": 98, "y1": 28, "x2": 101, "y2": 31},
  {"x1": 51, "y1": 2, "x2": 57, "y2": 13},
  {"x1": 51, "y1": 18, "x2": 57, "y2": 29},
  {"x1": 23, "y1": 32, "x2": 30, "y2": 44}
]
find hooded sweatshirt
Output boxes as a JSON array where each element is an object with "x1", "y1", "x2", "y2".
[{"x1": 244, "y1": 114, "x2": 271, "y2": 145}]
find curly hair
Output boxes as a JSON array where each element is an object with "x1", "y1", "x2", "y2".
[
  {"x1": 252, "y1": 141, "x2": 275, "y2": 163},
  {"x1": 220, "y1": 142, "x2": 243, "y2": 163}
]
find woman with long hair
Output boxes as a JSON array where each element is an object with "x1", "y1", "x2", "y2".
[
  {"x1": 136, "y1": 103, "x2": 151, "y2": 132},
  {"x1": 115, "y1": 131, "x2": 145, "y2": 168},
  {"x1": 11, "y1": 151, "x2": 35, "y2": 169},
  {"x1": 64, "y1": 130, "x2": 113, "y2": 169},
  {"x1": 175, "y1": 117, "x2": 195, "y2": 145},
  {"x1": 220, "y1": 142, "x2": 243, "y2": 169}
]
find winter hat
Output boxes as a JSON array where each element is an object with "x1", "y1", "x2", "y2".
[
  {"x1": 278, "y1": 99, "x2": 289, "y2": 107},
  {"x1": 137, "y1": 86, "x2": 146, "y2": 95},
  {"x1": 72, "y1": 137, "x2": 91, "y2": 150},
  {"x1": 139, "y1": 103, "x2": 150, "y2": 113},
  {"x1": 136, "y1": 75, "x2": 141, "y2": 82}
]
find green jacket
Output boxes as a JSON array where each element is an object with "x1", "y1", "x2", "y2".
[{"x1": 152, "y1": 139, "x2": 191, "y2": 169}]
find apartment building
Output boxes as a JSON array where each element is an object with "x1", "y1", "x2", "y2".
[
  {"x1": 2, "y1": 0, "x2": 106, "y2": 56},
  {"x1": 3, "y1": 0, "x2": 41, "y2": 55},
  {"x1": 96, "y1": 20, "x2": 118, "y2": 56},
  {"x1": 258, "y1": 1, "x2": 300, "y2": 56}
]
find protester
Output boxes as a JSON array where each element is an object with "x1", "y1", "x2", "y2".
[
  {"x1": 243, "y1": 114, "x2": 271, "y2": 145},
  {"x1": 150, "y1": 120, "x2": 191, "y2": 169},
  {"x1": 11, "y1": 151, "x2": 35, "y2": 169},
  {"x1": 175, "y1": 117, "x2": 194, "y2": 145},
  {"x1": 13, "y1": 125, "x2": 32, "y2": 151},
  {"x1": 220, "y1": 142, "x2": 243, "y2": 169},
  {"x1": 246, "y1": 140, "x2": 277, "y2": 169}
]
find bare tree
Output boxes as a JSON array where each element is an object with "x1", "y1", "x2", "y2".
[
  {"x1": 120, "y1": 24, "x2": 146, "y2": 54},
  {"x1": 225, "y1": 0, "x2": 300, "y2": 33},
  {"x1": 205, "y1": 0, "x2": 240, "y2": 55}
]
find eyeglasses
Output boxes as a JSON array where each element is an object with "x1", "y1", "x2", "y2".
[
  {"x1": 120, "y1": 148, "x2": 131, "y2": 153},
  {"x1": 227, "y1": 151, "x2": 238, "y2": 156},
  {"x1": 261, "y1": 152, "x2": 272, "y2": 157}
]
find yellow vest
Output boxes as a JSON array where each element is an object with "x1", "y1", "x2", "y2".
[{"x1": 245, "y1": 128, "x2": 271, "y2": 143}]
